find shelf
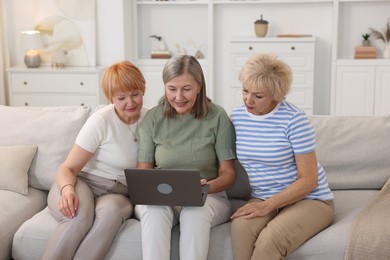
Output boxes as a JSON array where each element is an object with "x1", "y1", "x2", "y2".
[
  {"x1": 336, "y1": 59, "x2": 390, "y2": 66},
  {"x1": 214, "y1": 0, "x2": 331, "y2": 4},
  {"x1": 137, "y1": 1, "x2": 209, "y2": 5}
]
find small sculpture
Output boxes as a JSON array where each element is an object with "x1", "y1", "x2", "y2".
[
  {"x1": 254, "y1": 14, "x2": 269, "y2": 38},
  {"x1": 51, "y1": 50, "x2": 68, "y2": 67}
]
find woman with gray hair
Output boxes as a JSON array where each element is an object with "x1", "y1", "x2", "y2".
[{"x1": 135, "y1": 55, "x2": 236, "y2": 260}]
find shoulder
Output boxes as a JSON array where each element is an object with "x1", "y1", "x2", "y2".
[
  {"x1": 144, "y1": 104, "x2": 162, "y2": 118},
  {"x1": 208, "y1": 102, "x2": 229, "y2": 118}
]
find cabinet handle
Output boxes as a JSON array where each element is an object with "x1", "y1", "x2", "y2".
[
  {"x1": 23, "y1": 81, "x2": 27, "y2": 85},
  {"x1": 80, "y1": 82, "x2": 84, "y2": 86},
  {"x1": 249, "y1": 46, "x2": 253, "y2": 51},
  {"x1": 291, "y1": 46, "x2": 296, "y2": 50},
  {"x1": 24, "y1": 102, "x2": 29, "y2": 106}
]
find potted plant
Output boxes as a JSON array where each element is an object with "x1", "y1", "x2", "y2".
[
  {"x1": 362, "y1": 33, "x2": 371, "y2": 46},
  {"x1": 369, "y1": 19, "x2": 390, "y2": 59}
]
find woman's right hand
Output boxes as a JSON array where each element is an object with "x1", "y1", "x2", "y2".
[{"x1": 59, "y1": 185, "x2": 78, "y2": 219}]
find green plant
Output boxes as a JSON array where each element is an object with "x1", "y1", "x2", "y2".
[
  {"x1": 149, "y1": 34, "x2": 162, "y2": 41},
  {"x1": 369, "y1": 19, "x2": 390, "y2": 43},
  {"x1": 362, "y1": 33, "x2": 370, "y2": 40}
]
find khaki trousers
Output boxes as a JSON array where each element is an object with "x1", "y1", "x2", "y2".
[
  {"x1": 231, "y1": 198, "x2": 334, "y2": 260},
  {"x1": 42, "y1": 172, "x2": 133, "y2": 260}
]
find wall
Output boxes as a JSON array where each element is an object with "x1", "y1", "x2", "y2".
[{"x1": 4, "y1": 0, "x2": 132, "y2": 67}]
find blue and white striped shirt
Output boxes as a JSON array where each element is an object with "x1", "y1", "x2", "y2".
[{"x1": 231, "y1": 101, "x2": 334, "y2": 201}]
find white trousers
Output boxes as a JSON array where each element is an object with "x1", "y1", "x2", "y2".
[{"x1": 135, "y1": 191, "x2": 231, "y2": 260}]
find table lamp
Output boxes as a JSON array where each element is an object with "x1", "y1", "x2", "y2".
[{"x1": 21, "y1": 30, "x2": 43, "y2": 68}]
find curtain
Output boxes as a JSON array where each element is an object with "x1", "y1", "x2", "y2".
[{"x1": 0, "y1": 0, "x2": 10, "y2": 105}]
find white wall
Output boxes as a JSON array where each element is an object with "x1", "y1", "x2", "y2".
[{"x1": 5, "y1": 0, "x2": 132, "y2": 67}]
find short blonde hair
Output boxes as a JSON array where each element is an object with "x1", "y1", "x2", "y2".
[
  {"x1": 102, "y1": 60, "x2": 146, "y2": 102},
  {"x1": 239, "y1": 53, "x2": 292, "y2": 101}
]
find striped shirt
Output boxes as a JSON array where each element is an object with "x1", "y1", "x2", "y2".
[{"x1": 231, "y1": 101, "x2": 334, "y2": 201}]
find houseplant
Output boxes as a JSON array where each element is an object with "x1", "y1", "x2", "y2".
[
  {"x1": 369, "y1": 19, "x2": 390, "y2": 59},
  {"x1": 362, "y1": 33, "x2": 370, "y2": 46}
]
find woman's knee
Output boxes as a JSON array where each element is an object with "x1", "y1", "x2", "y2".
[{"x1": 95, "y1": 194, "x2": 133, "y2": 220}]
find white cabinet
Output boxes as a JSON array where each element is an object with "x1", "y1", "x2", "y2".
[
  {"x1": 130, "y1": 0, "x2": 390, "y2": 115},
  {"x1": 333, "y1": 60, "x2": 390, "y2": 116},
  {"x1": 8, "y1": 66, "x2": 107, "y2": 109},
  {"x1": 229, "y1": 37, "x2": 315, "y2": 115}
]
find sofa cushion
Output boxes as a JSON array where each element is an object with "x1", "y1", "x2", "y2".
[
  {"x1": 0, "y1": 188, "x2": 47, "y2": 260},
  {"x1": 309, "y1": 115, "x2": 390, "y2": 190},
  {"x1": 0, "y1": 145, "x2": 37, "y2": 195},
  {"x1": 226, "y1": 160, "x2": 252, "y2": 199},
  {"x1": 0, "y1": 106, "x2": 90, "y2": 190}
]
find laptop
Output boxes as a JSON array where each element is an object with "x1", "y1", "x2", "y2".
[{"x1": 124, "y1": 168, "x2": 210, "y2": 207}]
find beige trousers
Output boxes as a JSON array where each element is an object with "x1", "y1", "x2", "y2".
[
  {"x1": 231, "y1": 198, "x2": 334, "y2": 260},
  {"x1": 42, "y1": 172, "x2": 133, "y2": 260}
]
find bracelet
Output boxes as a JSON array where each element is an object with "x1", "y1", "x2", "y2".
[{"x1": 60, "y1": 183, "x2": 74, "y2": 195}]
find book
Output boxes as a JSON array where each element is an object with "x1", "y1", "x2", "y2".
[
  {"x1": 354, "y1": 46, "x2": 376, "y2": 59},
  {"x1": 150, "y1": 50, "x2": 171, "y2": 59}
]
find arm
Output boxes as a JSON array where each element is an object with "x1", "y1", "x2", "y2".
[
  {"x1": 57, "y1": 144, "x2": 94, "y2": 218},
  {"x1": 202, "y1": 159, "x2": 236, "y2": 194},
  {"x1": 231, "y1": 151, "x2": 318, "y2": 219},
  {"x1": 137, "y1": 162, "x2": 154, "y2": 169}
]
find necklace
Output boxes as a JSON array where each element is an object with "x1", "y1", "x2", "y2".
[{"x1": 127, "y1": 121, "x2": 139, "y2": 143}]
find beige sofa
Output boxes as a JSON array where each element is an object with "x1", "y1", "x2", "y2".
[{"x1": 1, "y1": 105, "x2": 390, "y2": 260}]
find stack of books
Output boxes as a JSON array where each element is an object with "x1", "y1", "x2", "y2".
[
  {"x1": 150, "y1": 50, "x2": 171, "y2": 59},
  {"x1": 354, "y1": 46, "x2": 376, "y2": 59}
]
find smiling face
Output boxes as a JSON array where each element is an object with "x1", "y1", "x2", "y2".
[
  {"x1": 165, "y1": 73, "x2": 200, "y2": 115},
  {"x1": 242, "y1": 83, "x2": 278, "y2": 116},
  {"x1": 112, "y1": 90, "x2": 143, "y2": 124}
]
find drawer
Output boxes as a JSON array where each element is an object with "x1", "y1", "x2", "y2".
[
  {"x1": 11, "y1": 94, "x2": 97, "y2": 108},
  {"x1": 230, "y1": 42, "x2": 315, "y2": 54},
  {"x1": 10, "y1": 73, "x2": 98, "y2": 93},
  {"x1": 231, "y1": 54, "x2": 314, "y2": 71}
]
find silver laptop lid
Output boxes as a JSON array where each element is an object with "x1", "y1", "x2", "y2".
[{"x1": 124, "y1": 168, "x2": 210, "y2": 207}]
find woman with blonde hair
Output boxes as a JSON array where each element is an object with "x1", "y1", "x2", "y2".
[{"x1": 230, "y1": 53, "x2": 334, "y2": 260}]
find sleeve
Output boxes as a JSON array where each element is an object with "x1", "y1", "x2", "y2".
[
  {"x1": 214, "y1": 106, "x2": 237, "y2": 161},
  {"x1": 75, "y1": 113, "x2": 105, "y2": 153},
  {"x1": 286, "y1": 112, "x2": 316, "y2": 155},
  {"x1": 138, "y1": 110, "x2": 156, "y2": 163}
]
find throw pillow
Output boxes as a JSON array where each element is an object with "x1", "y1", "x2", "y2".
[{"x1": 0, "y1": 145, "x2": 37, "y2": 195}]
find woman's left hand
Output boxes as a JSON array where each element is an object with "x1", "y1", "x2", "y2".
[{"x1": 231, "y1": 201, "x2": 273, "y2": 219}]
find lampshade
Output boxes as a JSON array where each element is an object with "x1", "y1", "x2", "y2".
[{"x1": 21, "y1": 30, "x2": 43, "y2": 68}]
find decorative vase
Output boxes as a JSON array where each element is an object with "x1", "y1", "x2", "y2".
[
  {"x1": 362, "y1": 40, "x2": 370, "y2": 46},
  {"x1": 254, "y1": 15, "x2": 268, "y2": 38},
  {"x1": 383, "y1": 43, "x2": 390, "y2": 59}
]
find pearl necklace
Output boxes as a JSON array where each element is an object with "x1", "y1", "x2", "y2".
[{"x1": 127, "y1": 121, "x2": 139, "y2": 143}]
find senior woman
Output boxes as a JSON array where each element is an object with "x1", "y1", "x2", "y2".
[
  {"x1": 230, "y1": 53, "x2": 334, "y2": 260},
  {"x1": 135, "y1": 55, "x2": 236, "y2": 260},
  {"x1": 42, "y1": 60, "x2": 148, "y2": 260}
]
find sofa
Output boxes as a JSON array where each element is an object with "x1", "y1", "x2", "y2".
[{"x1": 1, "y1": 105, "x2": 390, "y2": 260}]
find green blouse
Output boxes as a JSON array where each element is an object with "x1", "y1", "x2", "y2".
[{"x1": 138, "y1": 102, "x2": 236, "y2": 180}]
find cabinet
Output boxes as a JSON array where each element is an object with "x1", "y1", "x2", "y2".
[
  {"x1": 8, "y1": 66, "x2": 107, "y2": 109},
  {"x1": 229, "y1": 37, "x2": 315, "y2": 115},
  {"x1": 334, "y1": 60, "x2": 390, "y2": 116},
  {"x1": 130, "y1": 0, "x2": 390, "y2": 114}
]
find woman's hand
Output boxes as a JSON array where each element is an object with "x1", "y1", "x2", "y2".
[
  {"x1": 231, "y1": 200, "x2": 273, "y2": 219},
  {"x1": 59, "y1": 184, "x2": 78, "y2": 218},
  {"x1": 200, "y1": 179, "x2": 208, "y2": 186}
]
